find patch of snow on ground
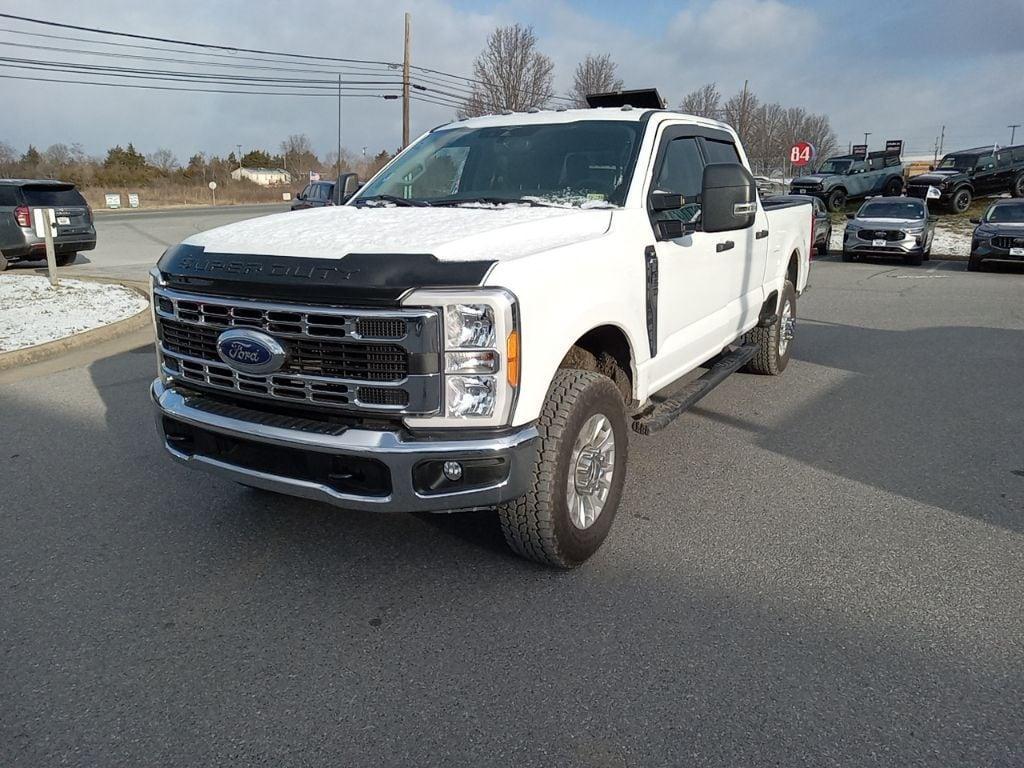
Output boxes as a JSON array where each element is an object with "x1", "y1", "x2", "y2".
[{"x1": 0, "y1": 276, "x2": 148, "y2": 353}]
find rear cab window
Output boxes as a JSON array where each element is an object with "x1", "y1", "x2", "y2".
[{"x1": 22, "y1": 185, "x2": 87, "y2": 207}]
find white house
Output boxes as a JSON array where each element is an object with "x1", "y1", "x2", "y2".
[{"x1": 230, "y1": 167, "x2": 292, "y2": 186}]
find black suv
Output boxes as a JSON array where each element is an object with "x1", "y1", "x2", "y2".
[
  {"x1": 291, "y1": 180, "x2": 336, "y2": 211},
  {"x1": 0, "y1": 179, "x2": 96, "y2": 271},
  {"x1": 906, "y1": 145, "x2": 1024, "y2": 213}
]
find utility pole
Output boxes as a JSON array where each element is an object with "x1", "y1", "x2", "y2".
[
  {"x1": 337, "y1": 73, "x2": 342, "y2": 176},
  {"x1": 938, "y1": 124, "x2": 945, "y2": 158},
  {"x1": 402, "y1": 12, "x2": 411, "y2": 149},
  {"x1": 863, "y1": 132, "x2": 871, "y2": 148},
  {"x1": 235, "y1": 144, "x2": 242, "y2": 170},
  {"x1": 1010, "y1": 124, "x2": 1021, "y2": 144}
]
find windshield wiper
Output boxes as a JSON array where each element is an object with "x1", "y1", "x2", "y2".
[
  {"x1": 354, "y1": 194, "x2": 431, "y2": 207},
  {"x1": 432, "y1": 196, "x2": 559, "y2": 208}
]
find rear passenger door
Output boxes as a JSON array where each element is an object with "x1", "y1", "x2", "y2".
[
  {"x1": 646, "y1": 125, "x2": 765, "y2": 389},
  {"x1": 973, "y1": 154, "x2": 999, "y2": 194}
]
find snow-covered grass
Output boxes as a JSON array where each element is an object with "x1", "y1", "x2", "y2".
[{"x1": 0, "y1": 276, "x2": 148, "y2": 353}]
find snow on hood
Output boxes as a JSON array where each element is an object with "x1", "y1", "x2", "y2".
[{"x1": 183, "y1": 205, "x2": 613, "y2": 261}]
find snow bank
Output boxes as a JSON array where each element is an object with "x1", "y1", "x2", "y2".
[{"x1": 0, "y1": 276, "x2": 149, "y2": 353}]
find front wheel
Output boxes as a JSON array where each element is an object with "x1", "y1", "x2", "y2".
[
  {"x1": 967, "y1": 256, "x2": 982, "y2": 272},
  {"x1": 950, "y1": 187, "x2": 972, "y2": 214},
  {"x1": 498, "y1": 369, "x2": 628, "y2": 569},
  {"x1": 904, "y1": 252, "x2": 924, "y2": 266},
  {"x1": 826, "y1": 189, "x2": 847, "y2": 212},
  {"x1": 55, "y1": 251, "x2": 77, "y2": 267},
  {"x1": 744, "y1": 279, "x2": 796, "y2": 375},
  {"x1": 841, "y1": 250, "x2": 855, "y2": 263},
  {"x1": 816, "y1": 229, "x2": 831, "y2": 257}
]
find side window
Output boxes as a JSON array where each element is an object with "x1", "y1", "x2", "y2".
[
  {"x1": 300, "y1": 183, "x2": 313, "y2": 199},
  {"x1": 703, "y1": 139, "x2": 740, "y2": 166},
  {"x1": 997, "y1": 152, "x2": 1012, "y2": 169},
  {"x1": 653, "y1": 136, "x2": 704, "y2": 223},
  {"x1": 977, "y1": 155, "x2": 995, "y2": 172},
  {"x1": 1013, "y1": 148, "x2": 1024, "y2": 163}
]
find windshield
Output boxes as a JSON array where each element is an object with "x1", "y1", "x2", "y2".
[
  {"x1": 858, "y1": 201, "x2": 925, "y2": 219},
  {"x1": 815, "y1": 159, "x2": 851, "y2": 174},
  {"x1": 937, "y1": 155, "x2": 977, "y2": 171},
  {"x1": 355, "y1": 121, "x2": 644, "y2": 207},
  {"x1": 986, "y1": 204, "x2": 1024, "y2": 223}
]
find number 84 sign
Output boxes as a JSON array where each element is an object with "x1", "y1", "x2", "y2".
[{"x1": 789, "y1": 141, "x2": 816, "y2": 167}]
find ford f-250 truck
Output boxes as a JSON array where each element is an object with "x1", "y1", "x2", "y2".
[{"x1": 150, "y1": 103, "x2": 813, "y2": 568}]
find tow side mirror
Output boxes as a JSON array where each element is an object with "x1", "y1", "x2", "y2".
[
  {"x1": 846, "y1": 212, "x2": 856, "y2": 220},
  {"x1": 655, "y1": 219, "x2": 687, "y2": 240},
  {"x1": 333, "y1": 172, "x2": 361, "y2": 204},
  {"x1": 650, "y1": 192, "x2": 685, "y2": 212},
  {"x1": 701, "y1": 163, "x2": 756, "y2": 233}
]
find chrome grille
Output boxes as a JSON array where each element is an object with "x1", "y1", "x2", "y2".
[
  {"x1": 154, "y1": 287, "x2": 440, "y2": 415},
  {"x1": 859, "y1": 229, "x2": 905, "y2": 241},
  {"x1": 992, "y1": 236, "x2": 1024, "y2": 250}
]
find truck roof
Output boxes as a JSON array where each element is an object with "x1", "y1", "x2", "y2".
[
  {"x1": 433, "y1": 107, "x2": 735, "y2": 135},
  {"x1": 947, "y1": 144, "x2": 1022, "y2": 156}
]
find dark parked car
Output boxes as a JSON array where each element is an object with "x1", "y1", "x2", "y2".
[
  {"x1": 841, "y1": 197, "x2": 936, "y2": 266},
  {"x1": 0, "y1": 179, "x2": 95, "y2": 271},
  {"x1": 291, "y1": 180, "x2": 335, "y2": 211},
  {"x1": 968, "y1": 198, "x2": 1024, "y2": 271},
  {"x1": 906, "y1": 144, "x2": 1024, "y2": 213},
  {"x1": 764, "y1": 193, "x2": 832, "y2": 256}
]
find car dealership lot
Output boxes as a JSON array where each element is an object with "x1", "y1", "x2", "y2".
[{"x1": 2, "y1": 257, "x2": 1021, "y2": 767}]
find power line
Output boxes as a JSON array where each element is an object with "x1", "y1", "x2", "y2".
[{"x1": 0, "y1": 72, "x2": 402, "y2": 98}]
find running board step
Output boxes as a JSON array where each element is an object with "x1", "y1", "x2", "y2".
[{"x1": 632, "y1": 343, "x2": 758, "y2": 435}]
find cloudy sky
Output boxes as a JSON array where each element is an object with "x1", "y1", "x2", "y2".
[{"x1": 3, "y1": 0, "x2": 1023, "y2": 163}]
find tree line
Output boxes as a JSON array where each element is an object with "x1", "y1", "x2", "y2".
[
  {"x1": 0, "y1": 134, "x2": 394, "y2": 189},
  {"x1": 460, "y1": 23, "x2": 837, "y2": 177}
]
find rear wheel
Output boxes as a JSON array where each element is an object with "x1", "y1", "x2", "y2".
[
  {"x1": 826, "y1": 188, "x2": 847, "y2": 212},
  {"x1": 1012, "y1": 173, "x2": 1024, "y2": 198},
  {"x1": 744, "y1": 279, "x2": 795, "y2": 375},
  {"x1": 883, "y1": 176, "x2": 904, "y2": 196},
  {"x1": 950, "y1": 187, "x2": 972, "y2": 214},
  {"x1": 816, "y1": 228, "x2": 831, "y2": 257},
  {"x1": 55, "y1": 251, "x2": 77, "y2": 267},
  {"x1": 497, "y1": 369, "x2": 628, "y2": 569}
]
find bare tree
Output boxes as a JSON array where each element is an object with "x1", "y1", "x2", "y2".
[
  {"x1": 569, "y1": 53, "x2": 623, "y2": 108},
  {"x1": 679, "y1": 83, "x2": 722, "y2": 119},
  {"x1": 460, "y1": 24, "x2": 554, "y2": 118},
  {"x1": 148, "y1": 148, "x2": 179, "y2": 174},
  {"x1": 279, "y1": 133, "x2": 319, "y2": 176},
  {"x1": 723, "y1": 82, "x2": 760, "y2": 143}
]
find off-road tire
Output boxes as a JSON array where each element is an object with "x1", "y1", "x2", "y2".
[
  {"x1": 883, "y1": 176, "x2": 904, "y2": 196},
  {"x1": 967, "y1": 256, "x2": 982, "y2": 272},
  {"x1": 744, "y1": 279, "x2": 795, "y2": 375},
  {"x1": 497, "y1": 369, "x2": 628, "y2": 569},
  {"x1": 904, "y1": 252, "x2": 924, "y2": 266},
  {"x1": 1012, "y1": 173, "x2": 1024, "y2": 198},
  {"x1": 826, "y1": 188, "x2": 847, "y2": 212},
  {"x1": 55, "y1": 251, "x2": 77, "y2": 267},
  {"x1": 950, "y1": 187, "x2": 972, "y2": 214}
]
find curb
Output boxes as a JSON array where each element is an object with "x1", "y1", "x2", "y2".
[{"x1": 0, "y1": 276, "x2": 151, "y2": 372}]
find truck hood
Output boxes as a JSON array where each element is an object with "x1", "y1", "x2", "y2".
[
  {"x1": 791, "y1": 173, "x2": 832, "y2": 185},
  {"x1": 183, "y1": 204, "x2": 613, "y2": 262},
  {"x1": 910, "y1": 170, "x2": 964, "y2": 184},
  {"x1": 850, "y1": 217, "x2": 926, "y2": 229}
]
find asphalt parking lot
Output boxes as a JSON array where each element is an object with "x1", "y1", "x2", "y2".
[{"x1": 2, "y1": 256, "x2": 1022, "y2": 767}]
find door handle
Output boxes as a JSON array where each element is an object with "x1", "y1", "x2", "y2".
[
  {"x1": 755, "y1": 229, "x2": 769, "y2": 239},
  {"x1": 716, "y1": 240, "x2": 735, "y2": 253}
]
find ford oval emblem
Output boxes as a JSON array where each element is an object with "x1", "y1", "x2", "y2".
[{"x1": 216, "y1": 329, "x2": 286, "y2": 375}]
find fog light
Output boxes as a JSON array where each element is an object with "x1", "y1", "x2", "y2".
[{"x1": 442, "y1": 461, "x2": 463, "y2": 481}]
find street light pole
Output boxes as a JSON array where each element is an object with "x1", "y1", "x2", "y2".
[{"x1": 337, "y1": 73, "x2": 342, "y2": 177}]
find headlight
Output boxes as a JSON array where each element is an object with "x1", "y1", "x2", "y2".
[{"x1": 402, "y1": 287, "x2": 520, "y2": 428}]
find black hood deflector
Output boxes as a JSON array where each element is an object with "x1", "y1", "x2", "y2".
[{"x1": 157, "y1": 244, "x2": 495, "y2": 306}]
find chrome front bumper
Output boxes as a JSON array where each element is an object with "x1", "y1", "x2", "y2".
[{"x1": 151, "y1": 381, "x2": 539, "y2": 513}]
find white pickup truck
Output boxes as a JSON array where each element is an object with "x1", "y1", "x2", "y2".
[{"x1": 150, "y1": 102, "x2": 812, "y2": 568}]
